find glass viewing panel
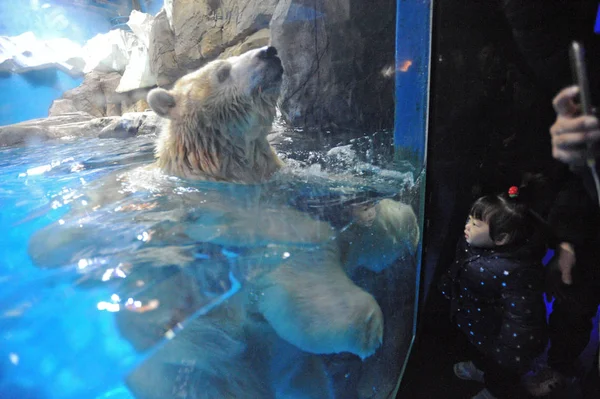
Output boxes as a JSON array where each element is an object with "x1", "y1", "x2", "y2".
[{"x1": 0, "y1": 1, "x2": 430, "y2": 398}]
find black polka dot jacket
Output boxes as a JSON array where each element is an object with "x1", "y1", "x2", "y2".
[{"x1": 439, "y1": 238, "x2": 548, "y2": 373}]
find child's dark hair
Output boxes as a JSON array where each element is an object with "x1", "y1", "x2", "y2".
[{"x1": 469, "y1": 174, "x2": 549, "y2": 246}]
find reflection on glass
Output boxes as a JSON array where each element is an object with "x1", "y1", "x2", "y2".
[{"x1": 0, "y1": 1, "x2": 429, "y2": 398}]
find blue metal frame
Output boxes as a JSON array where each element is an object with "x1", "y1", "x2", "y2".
[
  {"x1": 394, "y1": 0, "x2": 432, "y2": 166},
  {"x1": 392, "y1": 0, "x2": 432, "y2": 396}
]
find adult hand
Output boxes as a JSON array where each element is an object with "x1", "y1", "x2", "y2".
[
  {"x1": 544, "y1": 242, "x2": 576, "y2": 301},
  {"x1": 557, "y1": 242, "x2": 576, "y2": 285},
  {"x1": 550, "y1": 86, "x2": 600, "y2": 166}
]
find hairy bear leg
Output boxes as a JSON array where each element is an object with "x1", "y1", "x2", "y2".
[{"x1": 256, "y1": 244, "x2": 384, "y2": 359}]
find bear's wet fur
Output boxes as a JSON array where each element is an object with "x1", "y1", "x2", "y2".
[{"x1": 148, "y1": 46, "x2": 285, "y2": 183}]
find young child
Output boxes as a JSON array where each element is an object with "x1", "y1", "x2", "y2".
[{"x1": 440, "y1": 185, "x2": 548, "y2": 399}]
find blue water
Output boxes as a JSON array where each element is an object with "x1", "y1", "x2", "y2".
[
  {"x1": 0, "y1": 139, "x2": 154, "y2": 399},
  {"x1": 0, "y1": 131, "x2": 417, "y2": 399}
]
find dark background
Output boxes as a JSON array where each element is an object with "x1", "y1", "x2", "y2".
[{"x1": 398, "y1": 1, "x2": 600, "y2": 398}]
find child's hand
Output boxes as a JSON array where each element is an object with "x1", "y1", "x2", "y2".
[{"x1": 557, "y1": 242, "x2": 576, "y2": 285}]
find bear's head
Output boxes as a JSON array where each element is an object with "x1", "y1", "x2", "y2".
[{"x1": 148, "y1": 46, "x2": 285, "y2": 182}]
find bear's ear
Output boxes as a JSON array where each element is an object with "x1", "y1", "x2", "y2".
[
  {"x1": 147, "y1": 88, "x2": 177, "y2": 119},
  {"x1": 216, "y1": 63, "x2": 231, "y2": 83}
]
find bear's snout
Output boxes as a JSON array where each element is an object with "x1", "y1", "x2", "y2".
[
  {"x1": 259, "y1": 46, "x2": 278, "y2": 59},
  {"x1": 258, "y1": 46, "x2": 283, "y2": 76},
  {"x1": 258, "y1": 48, "x2": 284, "y2": 84}
]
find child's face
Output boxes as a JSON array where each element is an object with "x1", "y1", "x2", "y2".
[
  {"x1": 351, "y1": 203, "x2": 377, "y2": 227},
  {"x1": 464, "y1": 216, "x2": 495, "y2": 248}
]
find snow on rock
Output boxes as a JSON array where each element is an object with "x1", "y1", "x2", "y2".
[
  {"x1": 164, "y1": 0, "x2": 174, "y2": 30},
  {"x1": 1, "y1": 10, "x2": 158, "y2": 93},
  {"x1": 81, "y1": 29, "x2": 134, "y2": 74},
  {"x1": 0, "y1": 32, "x2": 84, "y2": 76},
  {"x1": 116, "y1": 10, "x2": 157, "y2": 93}
]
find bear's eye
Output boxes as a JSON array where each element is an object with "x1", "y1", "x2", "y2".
[{"x1": 216, "y1": 63, "x2": 231, "y2": 83}]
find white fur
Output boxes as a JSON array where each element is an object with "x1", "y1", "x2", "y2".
[{"x1": 150, "y1": 48, "x2": 284, "y2": 183}]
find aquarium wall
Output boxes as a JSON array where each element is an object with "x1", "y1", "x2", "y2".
[{"x1": 0, "y1": 1, "x2": 430, "y2": 399}]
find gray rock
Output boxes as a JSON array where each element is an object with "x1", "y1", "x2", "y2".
[
  {"x1": 61, "y1": 71, "x2": 126, "y2": 117},
  {"x1": 0, "y1": 112, "x2": 95, "y2": 147},
  {"x1": 48, "y1": 116, "x2": 119, "y2": 139},
  {"x1": 171, "y1": 0, "x2": 278, "y2": 76},
  {"x1": 3, "y1": 112, "x2": 94, "y2": 128},
  {"x1": 0, "y1": 111, "x2": 161, "y2": 147},
  {"x1": 148, "y1": 2, "x2": 278, "y2": 87},
  {"x1": 271, "y1": 0, "x2": 396, "y2": 131},
  {"x1": 103, "y1": 72, "x2": 125, "y2": 116},
  {"x1": 0, "y1": 125, "x2": 53, "y2": 147},
  {"x1": 122, "y1": 98, "x2": 150, "y2": 114},
  {"x1": 49, "y1": 71, "x2": 153, "y2": 119},
  {"x1": 219, "y1": 28, "x2": 271, "y2": 59},
  {"x1": 98, "y1": 111, "x2": 161, "y2": 139},
  {"x1": 136, "y1": 112, "x2": 162, "y2": 136},
  {"x1": 98, "y1": 119, "x2": 139, "y2": 139},
  {"x1": 121, "y1": 88, "x2": 152, "y2": 114},
  {"x1": 48, "y1": 99, "x2": 78, "y2": 117},
  {"x1": 149, "y1": 9, "x2": 180, "y2": 87}
]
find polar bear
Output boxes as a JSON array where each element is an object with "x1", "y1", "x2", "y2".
[
  {"x1": 27, "y1": 46, "x2": 419, "y2": 399},
  {"x1": 147, "y1": 45, "x2": 284, "y2": 183},
  {"x1": 128, "y1": 47, "x2": 383, "y2": 389},
  {"x1": 140, "y1": 45, "x2": 384, "y2": 354}
]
